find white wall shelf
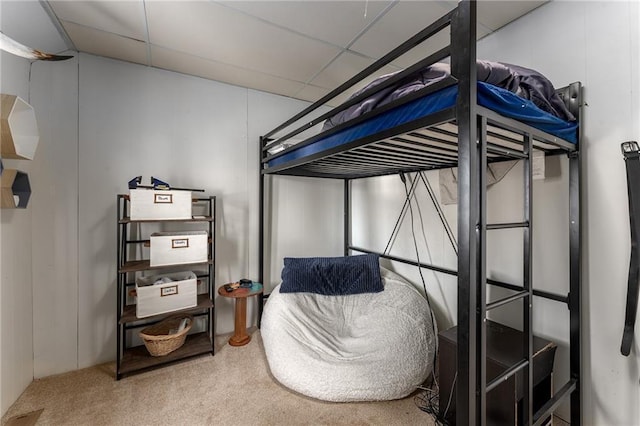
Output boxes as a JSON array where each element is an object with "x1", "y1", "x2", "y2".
[
  {"x1": 1, "y1": 169, "x2": 31, "y2": 209},
  {"x1": 1, "y1": 94, "x2": 39, "y2": 160}
]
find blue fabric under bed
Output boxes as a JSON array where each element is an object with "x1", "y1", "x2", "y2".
[{"x1": 267, "y1": 82, "x2": 578, "y2": 169}]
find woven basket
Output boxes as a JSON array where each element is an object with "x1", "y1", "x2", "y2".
[{"x1": 139, "y1": 314, "x2": 193, "y2": 357}]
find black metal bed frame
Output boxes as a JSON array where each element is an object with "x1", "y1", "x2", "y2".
[{"x1": 258, "y1": 1, "x2": 582, "y2": 424}]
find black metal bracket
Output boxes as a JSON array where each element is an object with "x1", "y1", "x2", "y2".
[
  {"x1": 622, "y1": 140, "x2": 640, "y2": 158},
  {"x1": 621, "y1": 141, "x2": 640, "y2": 356}
]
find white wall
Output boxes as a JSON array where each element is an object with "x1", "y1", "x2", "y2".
[
  {"x1": 1, "y1": 0, "x2": 75, "y2": 414},
  {"x1": 73, "y1": 53, "x2": 336, "y2": 367},
  {"x1": 246, "y1": 90, "x2": 343, "y2": 295},
  {"x1": 0, "y1": 1, "x2": 77, "y2": 413},
  {"x1": 1, "y1": 52, "x2": 77, "y2": 415},
  {"x1": 478, "y1": 1, "x2": 640, "y2": 424},
  {"x1": 74, "y1": 54, "x2": 225, "y2": 367},
  {"x1": 0, "y1": 50, "x2": 34, "y2": 417},
  {"x1": 29, "y1": 57, "x2": 79, "y2": 378},
  {"x1": 75, "y1": 53, "x2": 251, "y2": 365},
  {"x1": 1, "y1": 18, "x2": 333, "y2": 413},
  {"x1": 351, "y1": 1, "x2": 640, "y2": 424}
]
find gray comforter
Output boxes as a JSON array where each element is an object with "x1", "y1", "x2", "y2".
[{"x1": 322, "y1": 60, "x2": 575, "y2": 130}]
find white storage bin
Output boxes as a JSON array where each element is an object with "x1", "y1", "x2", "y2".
[
  {"x1": 129, "y1": 189, "x2": 192, "y2": 220},
  {"x1": 135, "y1": 271, "x2": 198, "y2": 318},
  {"x1": 150, "y1": 231, "x2": 208, "y2": 267}
]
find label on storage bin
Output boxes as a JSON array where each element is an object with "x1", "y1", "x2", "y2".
[
  {"x1": 154, "y1": 193, "x2": 173, "y2": 204},
  {"x1": 161, "y1": 285, "x2": 178, "y2": 297},
  {"x1": 149, "y1": 231, "x2": 207, "y2": 267},
  {"x1": 136, "y1": 271, "x2": 197, "y2": 318},
  {"x1": 171, "y1": 238, "x2": 189, "y2": 249}
]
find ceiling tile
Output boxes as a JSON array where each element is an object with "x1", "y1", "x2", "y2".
[
  {"x1": 477, "y1": 1, "x2": 547, "y2": 31},
  {"x1": 146, "y1": 1, "x2": 342, "y2": 83},
  {"x1": 294, "y1": 82, "x2": 378, "y2": 110},
  {"x1": 307, "y1": 51, "x2": 405, "y2": 108},
  {"x1": 150, "y1": 46, "x2": 305, "y2": 98},
  {"x1": 309, "y1": 51, "x2": 400, "y2": 90},
  {"x1": 329, "y1": 89, "x2": 366, "y2": 109},
  {"x1": 30, "y1": 0, "x2": 549, "y2": 103},
  {"x1": 295, "y1": 84, "x2": 332, "y2": 104},
  {"x1": 349, "y1": 1, "x2": 453, "y2": 60},
  {"x1": 389, "y1": 26, "x2": 454, "y2": 69},
  {"x1": 62, "y1": 21, "x2": 148, "y2": 66},
  {"x1": 218, "y1": 0, "x2": 393, "y2": 48},
  {"x1": 352, "y1": 1, "x2": 493, "y2": 68},
  {"x1": 48, "y1": 0, "x2": 146, "y2": 41}
]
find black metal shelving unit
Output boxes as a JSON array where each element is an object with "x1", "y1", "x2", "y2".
[
  {"x1": 116, "y1": 194, "x2": 216, "y2": 379},
  {"x1": 258, "y1": 1, "x2": 582, "y2": 424}
]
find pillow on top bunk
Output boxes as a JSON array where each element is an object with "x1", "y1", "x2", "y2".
[{"x1": 280, "y1": 254, "x2": 383, "y2": 296}]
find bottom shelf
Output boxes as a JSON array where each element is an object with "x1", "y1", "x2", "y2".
[{"x1": 118, "y1": 332, "x2": 213, "y2": 378}]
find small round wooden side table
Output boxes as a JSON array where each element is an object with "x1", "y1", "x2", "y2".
[{"x1": 218, "y1": 282, "x2": 263, "y2": 346}]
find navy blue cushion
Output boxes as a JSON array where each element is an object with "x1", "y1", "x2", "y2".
[{"x1": 280, "y1": 254, "x2": 383, "y2": 295}]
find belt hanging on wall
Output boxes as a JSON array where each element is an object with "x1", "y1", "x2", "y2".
[{"x1": 621, "y1": 141, "x2": 640, "y2": 356}]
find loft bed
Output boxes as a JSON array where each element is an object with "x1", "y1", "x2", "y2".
[{"x1": 258, "y1": 1, "x2": 582, "y2": 425}]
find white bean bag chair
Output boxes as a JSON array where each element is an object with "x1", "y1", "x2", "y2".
[{"x1": 262, "y1": 264, "x2": 436, "y2": 402}]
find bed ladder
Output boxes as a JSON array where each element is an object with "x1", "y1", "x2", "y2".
[
  {"x1": 453, "y1": 0, "x2": 581, "y2": 423},
  {"x1": 461, "y1": 123, "x2": 581, "y2": 426},
  {"x1": 477, "y1": 128, "x2": 537, "y2": 425}
]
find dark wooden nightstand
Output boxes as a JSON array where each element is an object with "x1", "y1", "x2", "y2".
[
  {"x1": 218, "y1": 282, "x2": 263, "y2": 346},
  {"x1": 438, "y1": 320, "x2": 557, "y2": 425}
]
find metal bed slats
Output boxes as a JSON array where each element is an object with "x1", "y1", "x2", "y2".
[
  {"x1": 386, "y1": 138, "x2": 460, "y2": 160},
  {"x1": 268, "y1": 115, "x2": 575, "y2": 179}
]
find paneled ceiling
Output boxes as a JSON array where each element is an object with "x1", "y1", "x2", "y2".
[{"x1": 29, "y1": 1, "x2": 546, "y2": 103}]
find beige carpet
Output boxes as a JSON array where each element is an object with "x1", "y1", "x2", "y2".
[{"x1": 2, "y1": 330, "x2": 435, "y2": 425}]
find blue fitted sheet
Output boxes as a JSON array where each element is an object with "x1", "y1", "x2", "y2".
[{"x1": 267, "y1": 82, "x2": 578, "y2": 169}]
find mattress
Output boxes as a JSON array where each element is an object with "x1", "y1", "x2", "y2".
[{"x1": 267, "y1": 81, "x2": 579, "y2": 169}]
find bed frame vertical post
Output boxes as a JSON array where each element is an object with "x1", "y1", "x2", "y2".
[
  {"x1": 344, "y1": 179, "x2": 351, "y2": 256},
  {"x1": 211, "y1": 196, "x2": 216, "y2": 349},
  {"x1": 116, "y1": 195, "x2": 122, "y2": 379},
  {"x1": 477, "y1": 116, "x2": 488, "y2": 425},
  {"x1": 452, "y1": 1, "x2": 479, "y2": 424},
  {"x1": 523, "y1": 133, "x2": 534, "y2": 425},
  {"x1": 569, "y1": 113, "x2": 582, "y2": 425},
  {"x1": 258, "y1": 136, "x2": 266, "y2": 327}
]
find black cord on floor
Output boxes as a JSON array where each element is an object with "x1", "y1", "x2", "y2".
[{"x1": 414, "y1": 372, "x2": 457, "y2": 425}]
